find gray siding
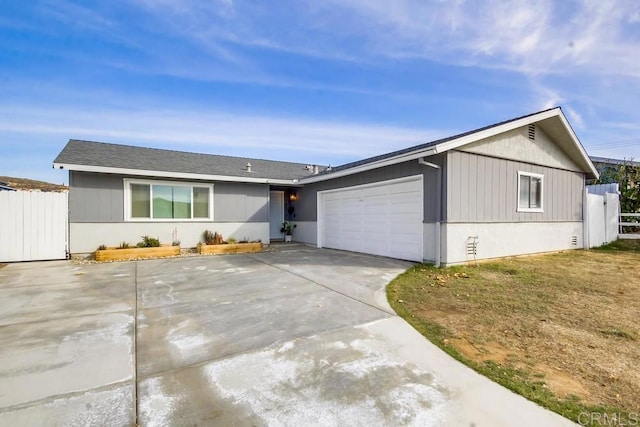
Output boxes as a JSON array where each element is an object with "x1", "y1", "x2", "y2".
[
  {"x1": 214, "y1": 183, "x2": 268, "y2": 222},
  {"x1": 69, "y1": 171, "x2": 124, "y2": 222},
  {"x1": 69, "y1": 171, "x2": 268, "y2": 223},
  {"x1": 295, "y1": 154, "x2": 446, "y2": 223},
  {"x1": 446, "y1": 151, "x2": 584, "y2": 223}
]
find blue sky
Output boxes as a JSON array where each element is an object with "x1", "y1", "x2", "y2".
[{"x1": 1, "y1": 0, "x2": 639, "y2": 184}]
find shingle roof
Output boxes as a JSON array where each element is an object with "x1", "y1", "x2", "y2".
[
  {"x1": 55, "y1": 107, "x2": 593, "y2": 183},
  {"x1": 54, "y1": 139, "x2": 325, "y2": 181},
  {"x1": 319, "y1": 107, "x2": 559, "y2": 175}
]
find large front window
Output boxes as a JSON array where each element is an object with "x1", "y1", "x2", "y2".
[
  {"x1": 124, "y1": 179, "x2": 213, "y2": 221},
  {"x1": 517, "y1": 171, "x2": 543, "y2": 212}
]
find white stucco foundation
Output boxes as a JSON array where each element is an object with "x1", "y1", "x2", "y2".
[
  {"x1": 70, "y1": 222, "x2": 269, "y2": 254},
  {"x1": 422, "y1": 222, "x2": 438, "y2": 263},
  {"x1": 442, "y1": 222, "x2": 583, "y2": 265},
  {"x1": 292, "y1": 221, "x2": 317, "y2": 246}
]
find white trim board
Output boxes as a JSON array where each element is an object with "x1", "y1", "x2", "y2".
[{"x1": 55, "y1": 163, "x2": 295, "y2": 185}]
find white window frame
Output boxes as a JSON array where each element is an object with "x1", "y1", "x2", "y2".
[
  {"x1": 517, "y1": 171, "x2": 544, "y2": 213},
  {"x1": 123, "y1": 178, "x2": 214, "y2": 222}
]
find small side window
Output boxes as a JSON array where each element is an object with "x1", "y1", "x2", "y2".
[{"x1": 517, "y1": 171, "x2": 543, "y2": 212}]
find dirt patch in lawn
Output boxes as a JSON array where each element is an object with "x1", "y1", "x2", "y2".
[{"x1": 388, "y1": 248, "x2": 640, "y2": 425}]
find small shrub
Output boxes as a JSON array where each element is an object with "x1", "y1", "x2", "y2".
[
  {"x1": 227, "y1": 237, "x2": 237, "y2": 244},
  {"x1": 172, "y1": 240, "x2": 180, "y2": 247},
  {"x1": 117, "y1": 242, "x2": 131, "y2": 249},
  {"x1": 239, "y1": 237, "x2": 249, "y2": 243},
  {"x1": 280, "y1": 221, "x2": 296, "y2": 235},
  {"x1": 203, "y1": 230, "x2": 215, "y2": 245},
  {"x1": 203, "y1": 230, "x2": 224, "y2": 245},
  {"x1": 136, "y1": 235, "x2": 160, "y2": 248},
  {"x1": 97, "y1": 244, "x2": 107, "y2": 251}
]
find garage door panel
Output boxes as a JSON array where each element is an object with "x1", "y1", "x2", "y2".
[
  {"x1": 363, "y1": 220, "x2": 388, "y2": 233},
  {"x1": 364, "y1": 200, "x2": 388, "y2": 211},
  {"x1": 320, "y1": 176, "x2": 423, "y2": 262}
]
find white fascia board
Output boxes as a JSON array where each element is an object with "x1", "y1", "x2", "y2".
[
  {"x1": 53, "y1": 163, "x2": 296, "y2": 185},
  {"x1": 299, "y1": 147, "x2": 438, "y2": 184},
  {"x1": 433, "y1": 108, "x2": 561, "y2": 153},
  {"x1": 556, "y1": 113, "x2": 600, "y2": 179}
]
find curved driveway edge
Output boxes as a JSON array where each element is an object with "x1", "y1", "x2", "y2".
[{"x1": 0, "y1": 247, "x2": 575, "y2": 426}]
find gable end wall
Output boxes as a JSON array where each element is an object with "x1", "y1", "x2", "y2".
[{"x1": 459, "y1": 125, "x2": 581, "y2": 171}]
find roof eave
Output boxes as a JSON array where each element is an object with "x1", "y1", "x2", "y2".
[
  {"x1": 554, "y1": 113, "x2": 599, "y2": 180},
  {"x1": 299, "y1": 147, "x2": 438, "y2": 184},
  {"x1": 301, "y1": 107, "x2": 599, "y2": 183},
  {"x1": 53, "y1": 163, "x2": 297, "y2": 185}
]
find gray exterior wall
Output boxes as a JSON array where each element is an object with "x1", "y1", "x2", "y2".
[
  {"x1": 294, "y1": 154, "x2": 446, "y2": 223},
  {"x1": 69, "y1": 171, "x2": 269, "y2": 223},
  {"x1": 446, "y1": 150, "x2": 584, "y2": 223},
  {"x1": 213, "y1": 182, "x2": 269, "y2": 222},
  {"x1": 69, "y1": 172, "x2": 124, "y2": 222}
]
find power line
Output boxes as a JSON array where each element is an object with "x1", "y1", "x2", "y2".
[{"x1": 586, "y1": 139, "x2": 640, "y2": 150}]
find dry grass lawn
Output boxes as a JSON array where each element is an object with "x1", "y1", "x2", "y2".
[{"x1": 388, "y1": 241, "x2": 640, "y2": 425}]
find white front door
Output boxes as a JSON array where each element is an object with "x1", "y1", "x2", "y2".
[
  {"x1": 318, "y1": 176, "x2": 424, "y2": 261},
  {"x1": 269, "y1": 191, "x2": 284, "y2": 240}
]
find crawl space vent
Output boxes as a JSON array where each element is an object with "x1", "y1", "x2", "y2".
[
  {"x1": 466, "y1": 240, "x2": 478, "y2": 256},
  {"x1": 571, "y1": 235, "x2": 578, "y2": 246},
  {"x1": 527, "y1": 124, "x2": 536, "y2": 141}
]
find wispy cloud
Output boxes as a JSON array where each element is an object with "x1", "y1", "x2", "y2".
[
  {"x1": 3, "y1": 0, "x2": 639, "y2": 173},
  {"x1": 122, "y1": 0, "x2": 640, "y2": 78},
  {"x1": 0, "y1": 105, "x2": 448, "y2": 164}
]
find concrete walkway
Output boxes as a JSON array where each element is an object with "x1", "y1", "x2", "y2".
[{"x1": 0, "y1": 247, "x2": 575, "y2": 426}]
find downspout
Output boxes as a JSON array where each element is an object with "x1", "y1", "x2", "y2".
[{"x1": 418, "y1": 158, "x2": 441, "y2": 267}]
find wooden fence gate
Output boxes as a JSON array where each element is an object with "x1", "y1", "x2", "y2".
[{"x1": 0, "y1": 191, "x2": 68, "y2": 262}]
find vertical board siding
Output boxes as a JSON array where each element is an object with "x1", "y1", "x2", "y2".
[
  {"x1": 468, "y1": 155, "x2": 478, "y2": 221},
  {"x1": 214, "y1": 183, "x2": 269, "y2": 222},
  {"x1": 0, "y1": 191, "x2": 68, "y2": 262},
  {"x1": 447, "y1": 150, "x2": 584, "y2": 223},
  {"x1": 69, "y1": 172, "x2": 269, "y2": 223},
  {"x1": 70, "y1": 171, "x2": 124, "y2": 222},
  {"x1": 297, "y1": 154, "x2": 446, "y2": 222},
  {"x1": 498, "y1": 160, "x2": 508, "y2": 220}
]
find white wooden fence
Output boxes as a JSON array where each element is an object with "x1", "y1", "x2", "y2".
[
  {"x1": 619, "y1": 213, "x2": 640, "y2": 239},
  {"x1": 584, "y1": 187, "x2": 620, "y2": 248},
  {"x1": 0, "y1": 191, "x2": 68, "y2": 262}
]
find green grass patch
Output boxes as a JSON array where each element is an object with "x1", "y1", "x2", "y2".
[{"x1": 594, "y1": 239, "x2": 640, "y2": 252}]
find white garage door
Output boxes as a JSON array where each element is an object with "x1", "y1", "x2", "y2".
[{"x1": 319, "y1": 175, "x2": 423, "y2": 262}]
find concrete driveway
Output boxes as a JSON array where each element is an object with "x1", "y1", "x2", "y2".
[{"x1": 0, "y1": 246, "x2": 574, "y2": 426}]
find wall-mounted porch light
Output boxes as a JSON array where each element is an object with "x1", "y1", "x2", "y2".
[{"x1": 289, "y1": 192, "x2": 298, "y2": 201}]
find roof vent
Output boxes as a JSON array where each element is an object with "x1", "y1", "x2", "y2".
[
  {"x1": 305, "y1": 165, "x2": 319, "y2": 174},
  {"x1": 246, "y1": 162, "x2": 252, "y2": 172},
  {"x1": 527, "y1": 124, "x2": 536, "y2": 141}
]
